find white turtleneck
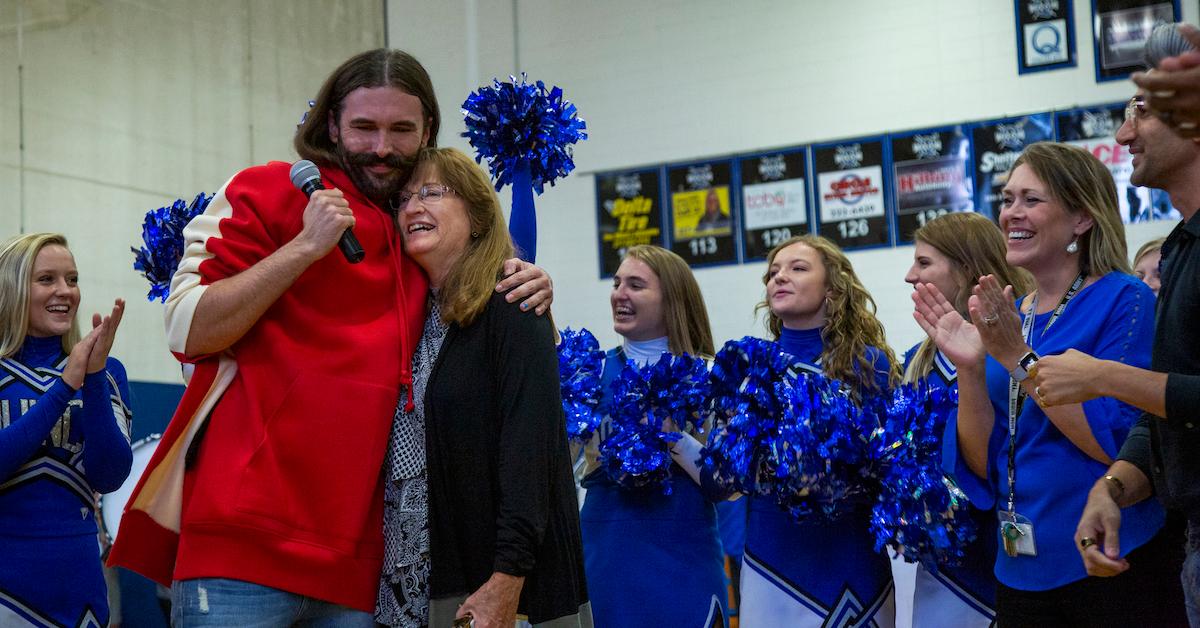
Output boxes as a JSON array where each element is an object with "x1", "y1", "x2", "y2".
[{"x1": 621, "y1": 336, "x2": 670, "y2": 367}]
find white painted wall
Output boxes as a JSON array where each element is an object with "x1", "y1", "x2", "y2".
[
  {"x1": 389, "y1": 0, "x2": 1182, "y2": 360},
  {"x1": 0, "y1": 0, "x2": 384, "y2": 383}
]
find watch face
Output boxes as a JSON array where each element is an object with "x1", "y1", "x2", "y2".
[{"x1": 1020, "y1": 352, "x2": 1040, "y2": 370}]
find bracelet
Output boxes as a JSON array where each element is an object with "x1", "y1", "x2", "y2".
[{"x1": 1102, "y1": 474, "x2": 1126, "y2": 499}]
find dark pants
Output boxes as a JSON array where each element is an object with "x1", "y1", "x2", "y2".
[{"x1": 996, "y1": 523, "x2": 1188, "y2": 628}]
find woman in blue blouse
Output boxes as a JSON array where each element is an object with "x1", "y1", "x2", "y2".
[
  {"x1": 914, "y1": 143, "x2": 1185, "y2": 625},
  {"x1": 579, "y1": 244, "x2": 728, "y2": 627},
  {"x1": 739, "y1": 234, "x2": 899, "y2": 628},
  {"x1": 903, "y1": 212, "x2": 1030, "y2": 626},
  {"x1": 0, "y1": 233, "x2": 132, "y2": 627}
]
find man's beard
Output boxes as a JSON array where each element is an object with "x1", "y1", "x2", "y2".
[{"x1": 336, "y1": 144, "x2": 417, "y2": 209}]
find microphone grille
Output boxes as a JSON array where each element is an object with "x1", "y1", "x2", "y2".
[{"x1": 289, "y1": 160, "x2": 321, "y2": 190}]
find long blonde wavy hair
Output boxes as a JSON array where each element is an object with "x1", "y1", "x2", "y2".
[{"x1": 0, "y1": 233, "x2": 81, "y2": 358}]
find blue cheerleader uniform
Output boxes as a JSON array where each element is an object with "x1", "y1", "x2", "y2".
[
  {"x1": 738, "y1": 327, "x2": 895, "y2": 628},
  {"x1": 903, "y1": 344, "x2": 998, "y2": 627},
  {"x1": 579, "y1": 340, "x2": 728, "y2": 628}
]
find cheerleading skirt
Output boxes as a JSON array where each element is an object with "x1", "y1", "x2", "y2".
[
  {"x1": 0, "y1": 531, "x2": 109, "y2": 627},
  {"x1": 910, "y1": 503, "x2": 997, "y2": 627},
  {"x1": 739, "y1": 498, "x2": 894, "y2": 628},
  {"x1": 580, "y1": 468, "x2": 727, "y2": 628}
]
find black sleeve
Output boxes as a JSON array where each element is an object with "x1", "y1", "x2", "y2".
[
  {"x1": 1116, "y1": 412, "x2": 1154, "y2": 487},
  {"x1": 1166, "y1": 373, "x2": 1200, "y2": 431},
  {"x1": 488, "y1": 295, "x2": 564, "y2": 576}
]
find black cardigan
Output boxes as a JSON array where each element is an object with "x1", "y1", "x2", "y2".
[{"x1": 424, "y1": 291, "x2": 588, "y2": 623}]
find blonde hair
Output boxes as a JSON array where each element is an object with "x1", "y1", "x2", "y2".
[
  {"x1": 1011, "y1": 142, "x2": 1132, "y2": 277},
  {"x1": 758, "y1": 234, "x2": 899, "y2": 392},
  {"x1": 0, "y1": 233, "x2": 81, "y2": 358},
  {"x1": 904, "y1": 213, "x2": 1032, "y2": 383},
  {"x1": 411, "y1": 148, "x2": 515, "y2": 327},
  {"x1": 621, "y1": 245, "x2": 715, "y2": 358},
  {"x1": 1133, "y1": 237, "x2": 1166, "y2": 268}
]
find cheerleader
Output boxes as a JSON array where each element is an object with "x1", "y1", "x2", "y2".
[
  {"x1": 738, "y1": 234, "x2": 899, "y2": 628},
  {"x1": 578, "y1": 245, "x2": 728, "y2": 627},
  {"x1": 902, "y1": 212, "x2": 1030, "y2": 626}
]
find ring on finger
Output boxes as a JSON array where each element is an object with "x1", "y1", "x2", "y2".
[
  {"x1": 982, "y1": 313, "x2": 999, "y2": 326},
  {"x1": 1080, "y1": 536, "x2": 1098, "y2": 550},
  {"x1": 1035, "y1": 385, "x2": 1044, "y2": 399}
]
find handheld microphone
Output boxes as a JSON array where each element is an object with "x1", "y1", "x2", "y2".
[{"x1": 289, "y1": 160, "x2": 365, "y2": 264}]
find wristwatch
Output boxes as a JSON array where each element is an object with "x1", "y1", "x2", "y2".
[{"x1": 1009, "y1": 351, "x2": 1040, "y2": 382}]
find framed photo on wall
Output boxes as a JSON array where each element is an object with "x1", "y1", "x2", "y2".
[
  {"x1": 595, "y1": 167, "x2": 666, "y2": 278},
  {"x1": 1091, "y1": 0, "x2": 1180, "y2": 82},
  {"x1": 738, "y1": 147, "x2": 811, "y2": 261},
  {"x1": 811, "y1": 137, "x2": 893, "y2": 250},
  {"x1": 889, "y1": 126, "x2": 974, "y2": 245},
  {"x1": 1015, "y1": 0, "x2": 1077, "y2": 73},
  {"x1": 968, "y1": 113, "x2": 1055, "y2": 221},
  {"x1": 666, "y1": 159, "x2": 740, "y2": 268}
]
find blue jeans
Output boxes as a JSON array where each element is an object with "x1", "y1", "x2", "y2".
[
  {"x1": 171, "y1": 578, "x2": 376, "y2": 628},
  {"x1": 1185, "y1": 523, "x2": 1200, "y2": 627}
]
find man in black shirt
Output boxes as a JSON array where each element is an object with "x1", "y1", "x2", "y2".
[{"x1": 1028, "y1": 24, "x2": 1200, "y2": 622}]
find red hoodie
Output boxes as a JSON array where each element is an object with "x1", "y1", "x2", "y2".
[{"x1": 109, "y1": 161, "x2": 427, "y2": 611}]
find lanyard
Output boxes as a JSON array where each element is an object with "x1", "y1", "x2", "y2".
[{"x1": 1005, "y1": 273, "x2": 1085, "y2": 515}]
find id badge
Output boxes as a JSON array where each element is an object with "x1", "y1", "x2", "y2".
[{"x1": 998, "y1": 512, "x2": 1037, "y2": 557}]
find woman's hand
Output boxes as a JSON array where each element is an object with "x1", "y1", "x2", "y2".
[
  {"x1": 457, "y1": 572, "x2": 525, "y2": 628},
  {"x1": 912, "y1": 282, "x2": 984, "y2": 371},
  {"x1": 968, "y1": 275, "x2": 1029, "y2": 370},
  {"x1": 86, "y1": 299, "x2": 125, "y2": 374},
  {"x1": 497, "y1": 259, "x2": 553, "y2": 315},
  {"x1": 63, "y1": 325, "x2": 104, "y2": 390}
]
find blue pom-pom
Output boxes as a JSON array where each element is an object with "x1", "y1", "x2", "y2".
[
  {"x1": 869, "y1": 382, "x2": 978, "y2": 567},
  {"x1": 557, "y1": 328, "x2": 605, "y2": 442},
  {"x1": 598, "y1": 353, "x2": 709, "y2": 492},
  {"x1": 131, "y1": 192, "x2": 211, "y2": 302},
  {"x1": 461, "y1": 74, "x2": 587, "y2": 194}
]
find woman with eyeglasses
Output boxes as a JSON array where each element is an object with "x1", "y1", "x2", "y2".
[
  {"x1": 374, "y1": 148, "x2": 589, "y2": 628},
  {"x1": 737, "y1": 234, "x2": 899, "y2": 628},
  {"x1": 913, "y1": 143, "x2": 1185, "y2": 625},
  {"x1": 0, "y1": 233, "x2": 131, "y2": 627},
  {"x1": 902, "y1": 212, "x2": 1031, "y2": 626}
]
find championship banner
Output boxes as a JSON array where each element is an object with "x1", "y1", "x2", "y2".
[
  {"x1": 595, "y1": 168, "x2": 666, "y2": 278},
  {"x1": 889, "y1": 128, "x2": 973, "y2": 244},
  {"x1": 1056, "y1": 104, "x2": 1180, "y2": 222},
  {"x1": 666, "y1": 159, "x2": 739, "y2": 267},
  {"x1": 1091, "y1": 0, "x2": 1179, "y2": 82},
  {"x1": 739, "y1": 148, "x2": 810, "y2": 260},
  {"x1": 969, "y1": 113, "x2": 1054, "y2": 221},
  {"x1": 1015, "y1": 0, "x2": 1076, "y2": 73},
  {"x1": 812, "y1": 138, "x2": 892, "y2": 250}
]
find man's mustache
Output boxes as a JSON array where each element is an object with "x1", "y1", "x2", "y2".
[{"x1": 344, "y1": 151, "x2": 415, "y2": 170}]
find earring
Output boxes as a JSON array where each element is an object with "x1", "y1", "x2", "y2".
[
  {"x1": 471, "y1": 231, "x2": 479, "y2": 239},
  {"x1": 1066, "y1": 239, "x2": 1079, "y2": 254}
]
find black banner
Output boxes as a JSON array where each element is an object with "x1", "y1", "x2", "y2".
[
  {"x1": 666, "y1": 160, "x2": 739, "y2": 267},
  {"x1": 739, "y1": 149, "x2": 810, "y2": 260},
  {"x1": 890, "y1": 128, "x2": 973, "y2": 244},
  {"x1": 1092, "y1": 0, "x2": 1179, "y2": 82},
  {"x1": 812, "y1": 138, "x2": 891, "y2": 249},
  {"x1": 1015, "y1": 0, "x2": 1076, "y2": 74},
  {"x1": 595, "y1": 169, "x2": 665, "y2": 278},
  {"x1": 970, "y1": 113, "x2": 1055, "y2": 220},
  {"x1": 1056, "y1": 104, "x2": 1180, "y2": 222}
]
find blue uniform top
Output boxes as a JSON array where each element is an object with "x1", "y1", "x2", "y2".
[{"x1": 945, "y1": 272, "x2": 1164, "y2": 591}]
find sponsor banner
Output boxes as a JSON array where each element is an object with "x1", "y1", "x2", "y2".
[
  {"x1": 739, "y1": 148, "x2": 809, "y2": 260},
  {"x1": 890, "y1": 128, "x2": 974, "y2": 243},
  {"x1": 1056, "y1": 103, "x2": 1181, "y2": 222},
  {"x1": 1016, "y1": 0, "x2": 1077, "y2": 73},
  {"x1": 970, "y1": 113, "x2": 1055, "y2": 221},
  {"x1": 595, "y1": 168, "x2": 665, "y2": 278},
  {"x1": 667, "y1": 159, "x2": 739, "y2": 267},
  {"x1": 1092, "y1": 0, "x2": 1179, "y2": 82},
  {"x1": 812, "y1": 138, "x2": 892, "y2": 249}
]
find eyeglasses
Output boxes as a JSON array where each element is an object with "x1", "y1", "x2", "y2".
[
  {"x1": 397, "y1": 184, "x2": 455, "y2": 207},
  {"x1": 1125, "y1": 95, "x2": 1149, "y2": 127}
]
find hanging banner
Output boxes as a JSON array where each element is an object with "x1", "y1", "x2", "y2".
[
  {"x1": 812, "y1": 137, "x2": 892, "y2": 250},
  {"x1": 1015, "y1": 0, "x2": 1077, "y2": 73},
  {"x1": 666, "y1": 159, "x2": 739, "y2": 267},
  {"x1": 890, "y1": 127, "x2": 974, "y2": 244},
  {"x1": 969, "y1": 113, "x2": 1055, "y2": 221},
  {"x1": 1056, "y1": 103, "x2": 1181, "y2": 222},
  {"x1": 1092, "y1": 0, "x2": 1180, "y2": 82},
  {"x1": 595, "y1": 168, "x2": 666, "y2": 278},
  {"x1": 739, "y1": 148, "x2": 810, "y2": 260}
]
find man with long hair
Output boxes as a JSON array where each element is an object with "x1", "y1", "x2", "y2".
[{"x1": 109, "y1": 49, "x2": 552, "y2": 626}]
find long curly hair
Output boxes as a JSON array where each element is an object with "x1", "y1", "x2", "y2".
[{"x1": 758, "y1": 234, "x2": 899, "y2": 391}]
